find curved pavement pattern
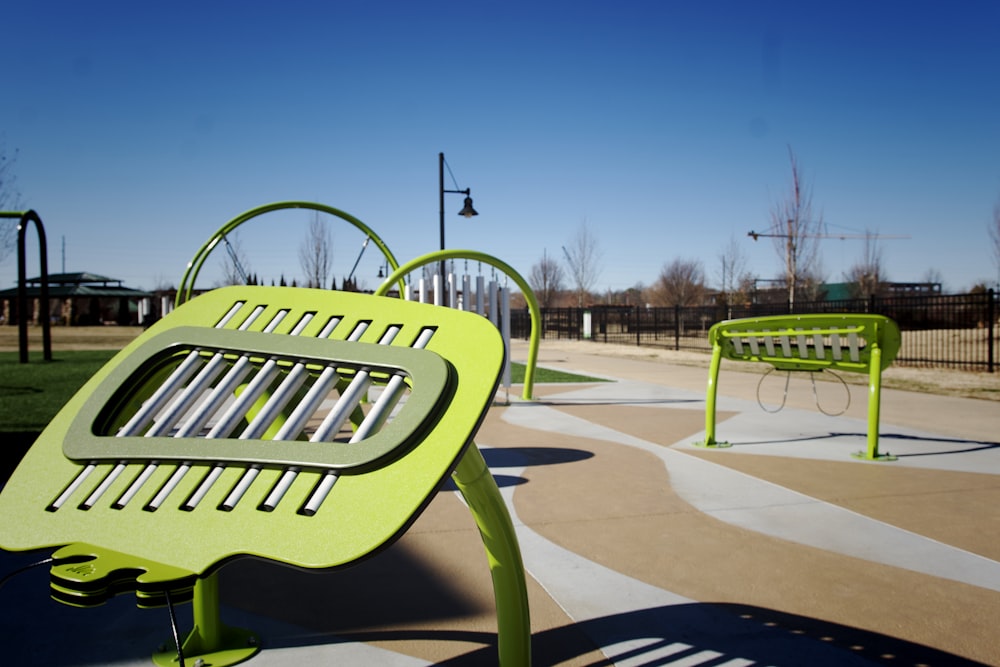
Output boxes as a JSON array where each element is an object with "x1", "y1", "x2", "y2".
[{"x1": 2, "y1": 341, "x2": 998, "y2": 666}]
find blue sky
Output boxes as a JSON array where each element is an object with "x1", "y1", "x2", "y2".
[{"x1": 2, "y1": 1, "x2": 999, "y2": 296}]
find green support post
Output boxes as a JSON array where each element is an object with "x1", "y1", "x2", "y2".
[
  {"x1": 153, "y1": 574, "x2": 260, "y2": 667},
  {"x1": 452, "y1": 445, "x2": 531, "y2": 666}
]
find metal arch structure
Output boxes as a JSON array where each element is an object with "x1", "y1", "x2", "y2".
[
  {"x1": 373, "y1": 248, "x2": 541, "y2": 401},
  {"x1": 1, "y1": 210, "x2": 52, "y2": 362},
  {"x1": 176, "y1": 201, "x2": 404, "y2": 306}
]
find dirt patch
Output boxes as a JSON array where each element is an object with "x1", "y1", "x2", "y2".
[{"x1": 0, "y1": 325, "x2": 143, "y2": 352}]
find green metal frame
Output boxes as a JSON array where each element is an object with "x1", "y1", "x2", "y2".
[
  {"x1": 374, "y1": 248, "x2": 541, "y2": 401},
  {"x1": 0, "y1": 286, "x2": 530, "y2": 666},
  {"x1": 176, "y1": 201, "x2": 404, "y2": 306},
  {"x1": 698, "y1": 313, "x2": 901, "y2": 461}
]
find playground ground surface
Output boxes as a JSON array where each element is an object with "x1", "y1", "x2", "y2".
[{"x1": 1, "y1": 330, "x2": 998, "y2": 665}]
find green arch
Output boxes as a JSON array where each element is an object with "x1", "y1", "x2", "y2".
[
  {"x1": 373, "y1": 249, "x2": 540, "y2": 401},
  {"x1": 176, "y1": 201, "x2": 402, "y2": 305}
]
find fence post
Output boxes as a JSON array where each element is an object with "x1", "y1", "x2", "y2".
[
  {"x1": 674, "y1": 304, "x2": 681, "y2": 351},
  {"x1": 989, "y1": 288, "x2": 996, "y2": 373},
  {"x1": 634, "y1": 306, "x2": 640, "y2": 347}
]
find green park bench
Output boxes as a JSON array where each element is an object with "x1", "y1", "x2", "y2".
[{"x1": 699, "y1": 313, "x2": 901, "y2": 461}]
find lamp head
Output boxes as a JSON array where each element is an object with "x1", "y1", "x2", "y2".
[{"x1": 458, "y1": 196, "x2": 478, "y2": 218}]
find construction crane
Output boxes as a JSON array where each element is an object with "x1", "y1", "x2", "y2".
[
  {"x1": 221, "y1": 233, "x2": 250, "y2": 285},
  {"x1": 747, "y1": 224, "x2": 909, "y2": 307},
  {"x1": 747, "y1": 229, "x2": 910, "y2": 242}
]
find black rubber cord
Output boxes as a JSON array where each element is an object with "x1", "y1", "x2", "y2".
[
  {"x1": 0, "y1": 557, "x2": 55, "y2": 592},
  {"x1": 164, "y1": 588, "x2": 186, "y2": 667}
]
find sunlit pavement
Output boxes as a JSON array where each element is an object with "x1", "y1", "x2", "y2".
[{"x1": 2, "y1": 340, "x2": 998, "y2": 666}]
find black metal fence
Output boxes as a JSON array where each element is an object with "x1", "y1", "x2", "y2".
[{"x1": 511, "y1": 289, "x2": 998, "y2": 372}]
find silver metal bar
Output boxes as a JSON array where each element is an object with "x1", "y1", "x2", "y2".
[
  {"x1": 149, "y1": 306, "x2": 267, "y2": 437},
  {"x1": 763, "y1": 331, "x2": 776, "y2": 356},
  {"x1": 309, "y1": 325, "x2": 401, "y2": 443},
  {"x1": 48, "y1": 463, "x2": 96, "y2": 511},
  {"x1": 301, "y1": 327, "x2": 434, "y2": 517},
  {"x1": 308, "y1": 363, "x2": 374, "y2": 443},
  {"x1": 118, "y1": 353, "x2": 206, "y2": 436},
  {"x1": 50, "y1": 301, "x2": 253, "y2": 511},
  {"x1": 731, "y1": 336, "x2": 744, "y2": 355},
  {"x1": 272, "y1": 321, "x2": 367, "y2": 442},
  {"x1": 121, "y1": 305, "x2": 271, "y2": 511},
  {"x1": 158, "y1": 311, "x2": 316, "y2": 511},
  {"x1": 220, "y1": 467, "x2": 260, "y2": 511},
  {"x1": 831, "y1": 333, "x2": 844, "y2": 361},
  {"x1": 117, "y1": 301, "x2": 248, "y2": 437},
  {"x1": 848, "y1": 332, "x2": 861, "y2": 362},
  {"x1": 181, "y1": 465, "x2": 225, "y2": 510},
  {"x1": 260, "y1": 468, "x2": 299, "y2": 512},
  {"x1": 175, "y1": 310, "x2": 292, "y2": 438},
  {"x1": 256, "y1": 322, "x2": 386, "y2": 512},
  {"x1": 257, "y1": 322, "x2": 372, "y2": 511},
  {"x1": 813, "y1": 331, "x2": 826, "y2": 359},
  {"x1": 796, "y1": 331, "x2": 809, "y2": 359},
  {"x1": 239, "y1": 365, "x2": 309, "y2": 440},
  {"x1": 207, "y1": 315, "x2": 337, "y2": 440},
  {"x1": 351, "y1": 327, "x2": 435, "y2": 442},
  {"x1": 78, "y1": 465, "x2": 126, "y2": 510},
  {"x1": 146, "y1": 464, "x2": 190, "y2": 511},
  {"x1": 112, "y1": 463, "x2": 158, "y2": 509},
  {"x1": 193, "y1": 316, "x2": 347, "y2": 511}
]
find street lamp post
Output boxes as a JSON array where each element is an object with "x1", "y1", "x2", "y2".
[{"x1": 438, "y1": 152, "x2": 478, "y2": 303}]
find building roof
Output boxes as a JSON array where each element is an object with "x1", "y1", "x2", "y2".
[
  {"x1": 23, "y1": 272, "x2": 124, "y2": 286},
  {"x1": 0, "y1": 272, "x2": 152, "y2": 298}
]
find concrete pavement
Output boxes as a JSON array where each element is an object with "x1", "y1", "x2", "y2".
[{"x1": 2, "y1": 339, "x2": 998, "y2": 665}]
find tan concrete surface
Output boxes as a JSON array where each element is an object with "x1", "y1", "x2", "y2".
[
  {"x1": 3, "y1": 336, "x2": 999, "y2": 666},
  {"x1": 493, "y1": 339, "x2": 1000, "y2": 665}
]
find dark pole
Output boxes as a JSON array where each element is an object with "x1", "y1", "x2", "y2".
[
  {"x1": 12, "y1": 210, "x2": 52, "y2": 362},
  {"x1": 439, "y1": 152, "x2": 446, "y2": 253},
  {"x1": 439, "y1": 153, "x2": 446, "y2": 297},
  {"x1": 988, "y1": 288, "x2": 995, "y2": 373},
  {"x1": 438, "y1": 152, "x2": 477, "y2": 305}
]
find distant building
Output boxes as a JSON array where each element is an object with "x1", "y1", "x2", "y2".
[
  {"x1": 745, "y1": 280, "x2": 945, "y2": 305},
  {"x1": 0, "y1": 272, "x2": 153, "y2": 326},
  {"x1": 821, "y1": 282, "x2": 943, "y2": 301}
]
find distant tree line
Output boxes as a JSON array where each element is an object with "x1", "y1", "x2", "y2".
[{"x1": 522, "y1": 147, "x2": 1000, "y2": 310}]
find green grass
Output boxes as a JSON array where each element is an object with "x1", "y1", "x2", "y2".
[
  {"x1": 0, "y1": 350, "x2": 117, "y2": 432},
  {"x1": 509, "y1": 362, "x2": 608, "y2": 384}
]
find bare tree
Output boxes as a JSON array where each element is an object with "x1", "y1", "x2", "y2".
[
  {"x1": 716, "y1": 234, "x2": 751, "y2": 304},
  {"x1": 528, "y1": 249, "x2": 564, "y2": 308},
  {"x1": 650, "y1": 258, "x2": 706, "y2": 307},
  {"x1": 626, "y1": 283, "x2": 645, "y2": 307},
  {"x1": 562, "y1": 221, "x2": 603, "y2": 307},
  {"x1": 152, "y1": 274, "x2": 176, "y2": 292},
  {"x1": 299, "y1": 212, "x2": 333, "y2": 289},
  {"x1": 844, "y1": 229, "x2": 885, "y2": 297},
  {"x1": 922, "y1": 268, "x2": 945, "y2": 293},
  {"x1": 767, "y1": 148, "x2": 824, "y2": 307},
  {"x1": 990, "y1": 196, "x2": 1000, "y2": 291},
  {"x1": 0, "y1": 142, "x2": 24, "y2": 264},
  {"x1": 217, "y1": 232, "x2": 251, "y2": 286}
]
